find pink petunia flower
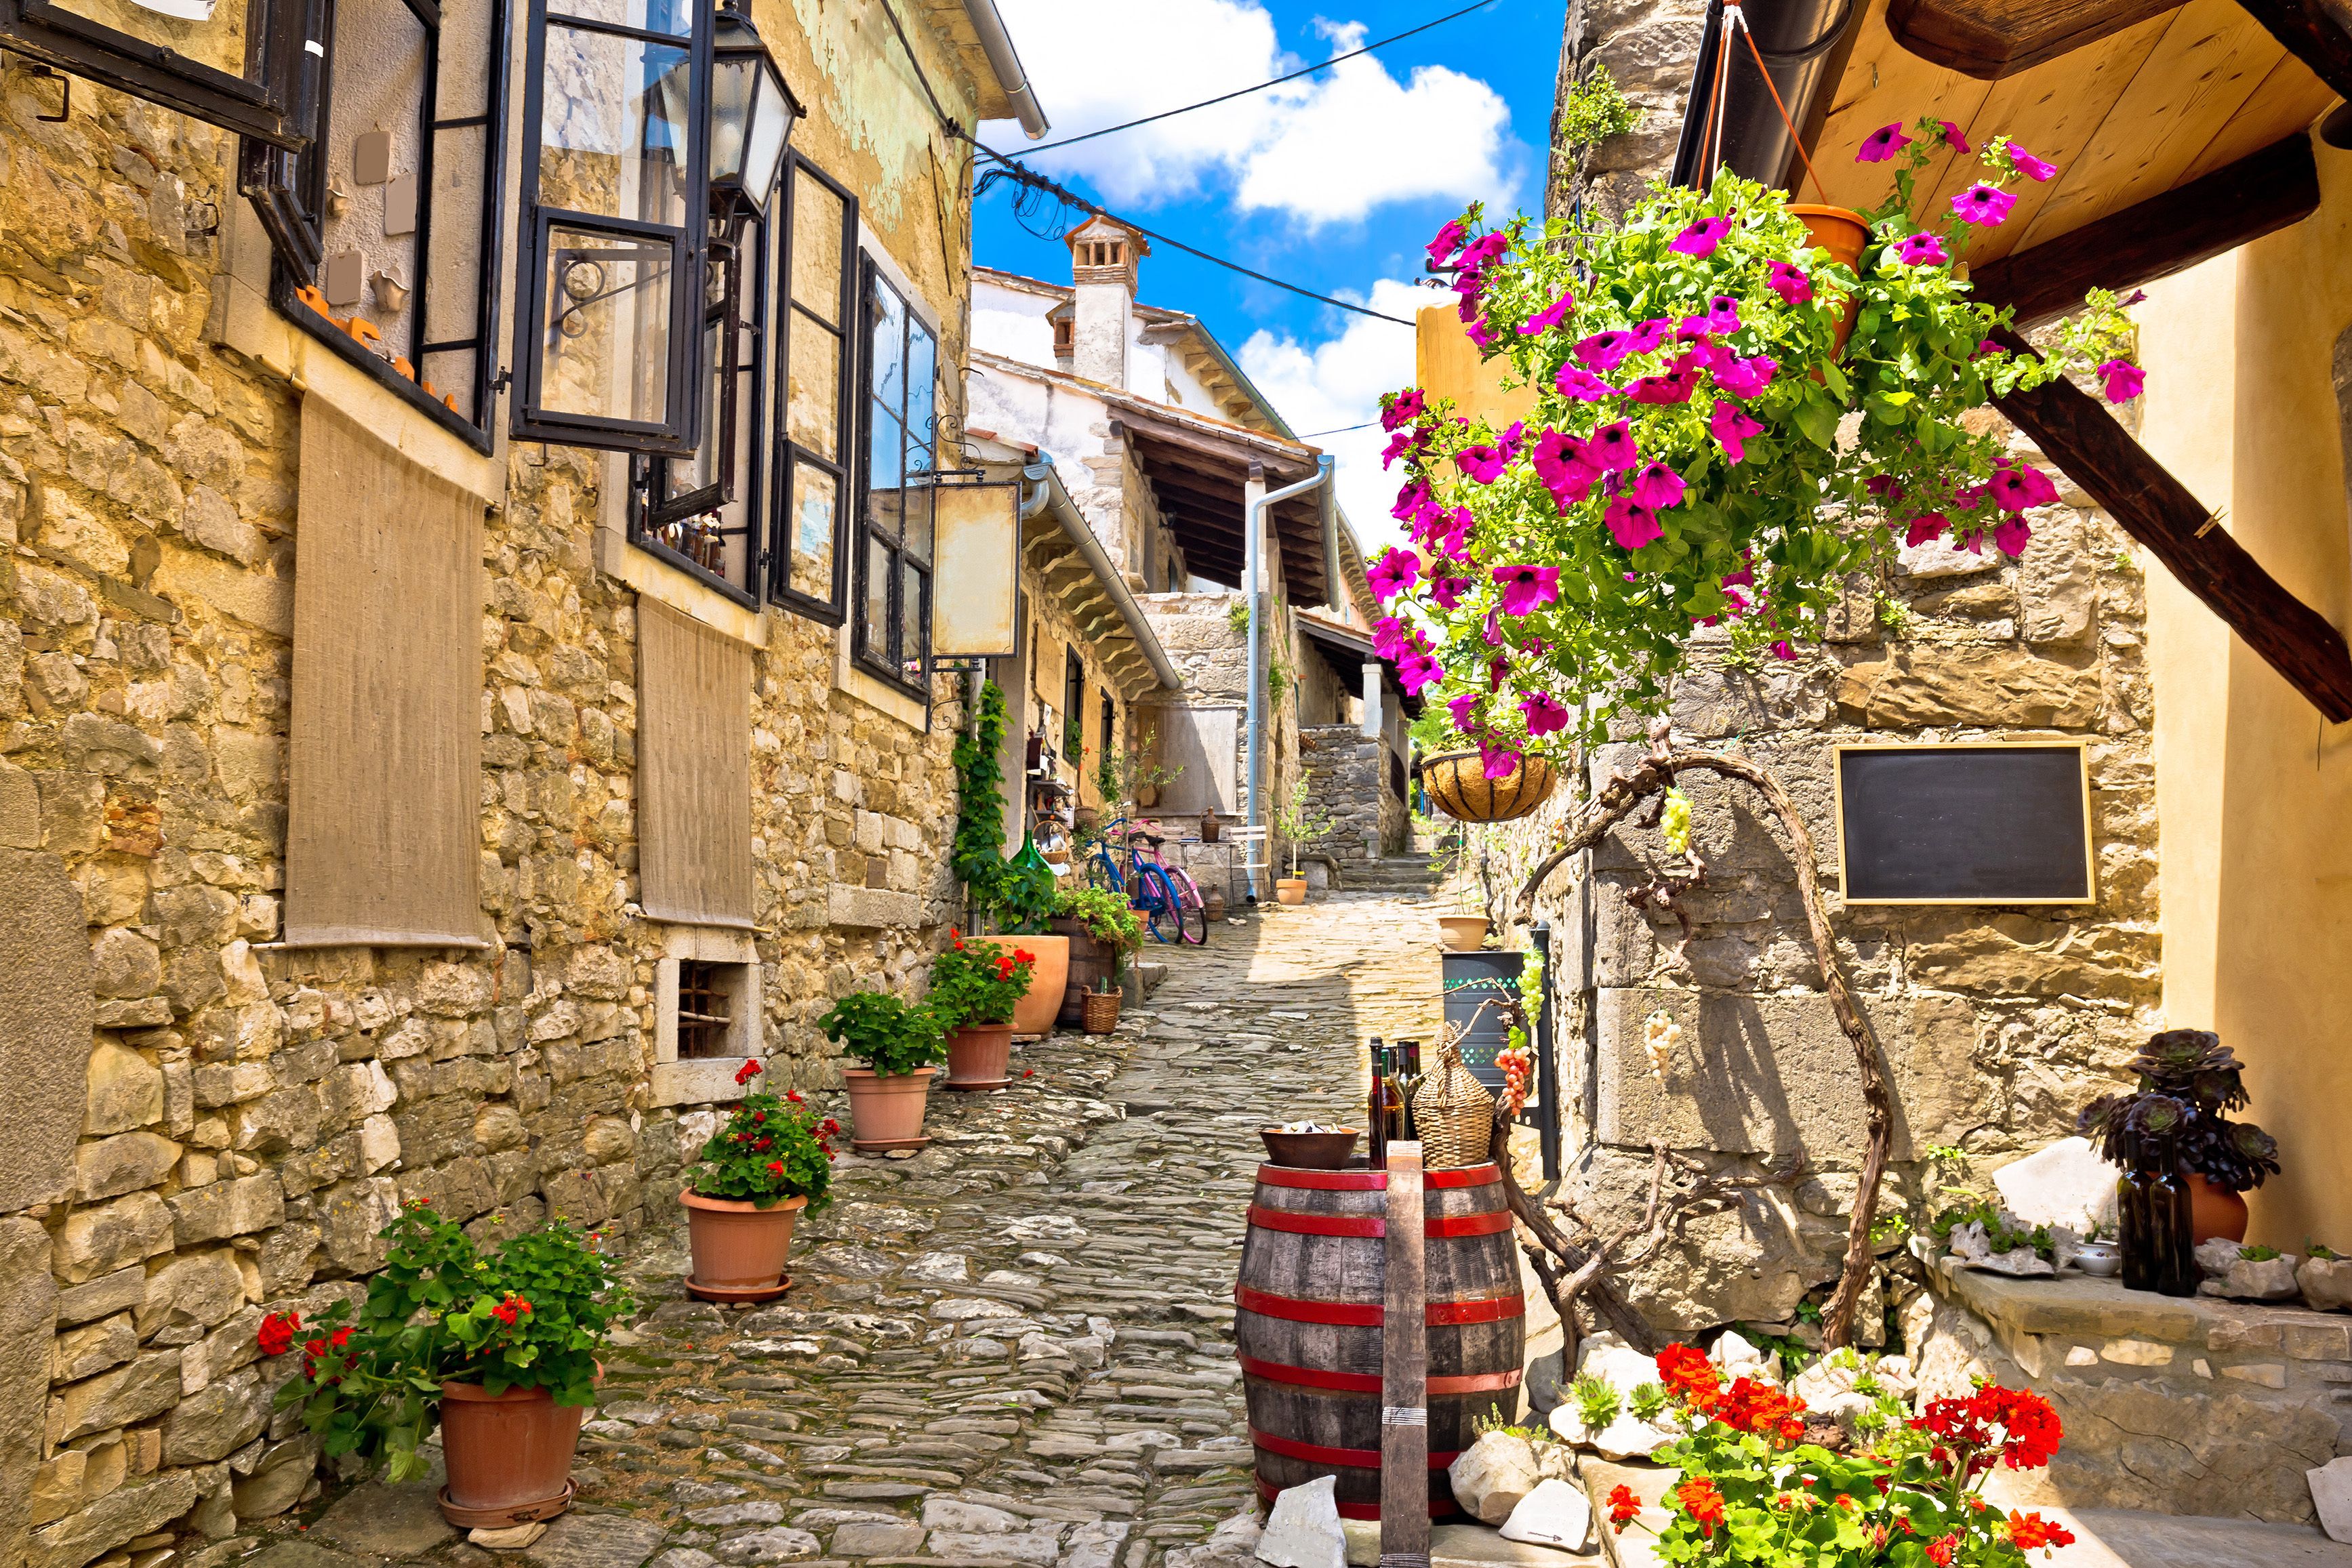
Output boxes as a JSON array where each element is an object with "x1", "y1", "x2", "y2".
[
  {"x1": 1366, "y1": 546, "x2": 1420, "y2": 602},
  {"x1": 1627, "y1": 368, "x2": 1699, "y2": 405},
  {"x1": 1446, "y1": 690, "x2": 1482, "y2": 733},
  {"x1": 1993, "y1": 515, "x2": 2033, "y2": 557},
  {"x1": 1530, "y1": 429, "x2": 1598, "y2": 510},
  {"x1": 1937, "y1": 120, "x2": 1971, "y2": 154},
  {"x1": 1371, "y1": 616, "x2": 1409, "y2": 661},
  {"x1": 1398, "y1": 650, "x2": 1442, "y2": 695},
  {"x1": 1456, "y1": 443, "x2": 1509, "y2": 484},
  {"x1": 1709, "y1": 399, "x2": 1764, "y2": 463},
  {"x1": 1766, "y1": 260, "x2": 1813, "y2": 305},
  {"x1": 1973, "y1": 338, "x2": 2006, "y2": 359},
  {"x1": 1493, "y1": 564, "x2": 1562, "y2": 617},
  {"x1": 1575, "y1": 329, "x2": 1634, "y2": 372},
  {"x1": 2097, "y1": 358, "x2": 2145, "y2": 403},
  {"x1": 1669, "y1": 217, "x2": 1732, "y2": 258},
  {"x1": 1554, "y1": 363, "x2": 1618, "y2": 401},
  {"x1": 1390, "y1": 478, "x2": 1430, "y2": 520},
  {"x1": 1478, "y1": 739, "x2": 1523, "y2": 780},
  {"x1": 1904, "y1": 512, "x2": 1949, "y2": 548},
  {"x1": 1987, "y1": 461, "x2": 2060, "y2": 512},
  {"x1": 1584, "y1": 420, "x2": 1638, "y2": 474},
  {"x1": 1770, "y1": 640, "x2": 1797, "y2": 661},
  {"x1": 1604, "y1": 495, "x2": 1663, "y2": 551},
  {"x1": 1425, "y1": 220, "x2": 1467, "y2": 269},
  {"x1": 1713, "y1": 353, "x2": 1777, "y2": 400},
  {"x1": 1857, "y1": 121, "x2": 1911, "y2": 163},
  {"x1": 1894, "y1": 231, "x2": 1948, "y2": 268},
  {"x1": 1520, "y1": 690, "x2": 1570, "y2": 737},
  {"x1": 1627, "y1": 318, "x2": 1676, "y2": 356},
  {"x1": 1429, "y1": 575, "x2": 1471, "y2": 611},
  {"x1": 1950, "y1": 182, "x2": 2016, "y2": 227},
  {"x1": 1629, "y1": 460, "x2": 1686, "y2": 511},
  {"x1": 1381, "y1": 388, "x2": 1425, "y2": 432},
  {"x1": 2010, "y1": 145, "x2": 2057, "y2": 182},
  {"x1": 1520, "y1": 287, "x2": 1577, "y2": 337}
]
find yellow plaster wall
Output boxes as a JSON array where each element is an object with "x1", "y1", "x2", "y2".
[
  {"x1": 2136, "y1": 131, "x2": 2352, "y2": 1250},
  {"x1": 1417, "y1": 304, "x2": 1535, "y2": 431}
]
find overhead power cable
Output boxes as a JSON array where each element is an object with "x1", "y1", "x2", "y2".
[{"x1": 1020, "y1": 0, "x2": 1505, "y2": 156}]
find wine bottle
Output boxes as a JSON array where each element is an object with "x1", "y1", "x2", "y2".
[
  {"x1": 1380, "y1": 1052, "x2": 1406, "y2": 1142},
  {"x1": 1366, "y1": 1037, "x2": 1388, "y2": 1170}
]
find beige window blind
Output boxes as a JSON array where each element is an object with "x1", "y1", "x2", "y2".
[
  {"x1": 636, "y1": 598, "x2": 755, "y2": 928},
  {"x1": 285, "y1": 400, "x2": 488, "y2": 947}
]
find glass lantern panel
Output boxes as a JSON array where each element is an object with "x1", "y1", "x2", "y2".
[
  {"x1": 737, "y1": 66, "x2": 791, "y2": 205},
  {"x1": 707, "y1": 51, "x2": 754, "y2": 186}
]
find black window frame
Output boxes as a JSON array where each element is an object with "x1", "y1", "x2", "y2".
[
  {"x1": 766, "y1": 151, "x2": 857, "y2": 625},
  {"x1": 3, "y1": 0, "x2": 311, "y2": 146},
  {"x1": 509, "y1": 0, "x2": 712, "y2": 456},
  {"x1": 241, "y1": 0, "x2": 511, "y2": 451},
  {"x1": 849, "y1": 255, "x2": 937, "y2": 695}
]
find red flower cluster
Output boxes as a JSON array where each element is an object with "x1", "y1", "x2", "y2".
[
  {"x1": 734, "y1": 1059, "x2": 763, "y2": 1086},
  {"x1": 258, "y1": 1310, "x2": 302, "y2": 1357},
  {"x1": 1655, "y1": 1342, "x2": 1806, "y2": 1445},
  {"x1": 1655, "y1": 1342, "x2": 1718, "y2": 1401},
  {"x1": 767, "y1": 1159, "x2": 785, "y2": 1176},
  {"x1": 1911, "y1": 1385, "x2": 2063, "y2": 1477},
  {"x1": 1605, "y1": 1485, "x2": 1642, "y2": 1531},
  {"x1": 950, "y1": 927, "x2": 967, "y2": 951},
  {"x1": 490, "y1": 1294, "x2": 533, "y2": 1327},
  {"x1": 2006, "y1": 1511, "x2": 2075, "y2": 1552},
  {"x1": 1926, "y1": 1533, "x2": 1960, "y2": 1566},
  {"x1": 1669, "y1": 1477, "x2": 1726, "y2": 1538},
  {"x1": 300, "y1": 1325, "x2": 355, "y2": 1378}
]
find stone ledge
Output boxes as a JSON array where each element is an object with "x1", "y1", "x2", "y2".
[
  {"x1": 828, "y1": 885, "x2": 923, "y2": 930},
  {"x1": 1932, "y1": 1258, "x2": 2352, "y2": 1361}
]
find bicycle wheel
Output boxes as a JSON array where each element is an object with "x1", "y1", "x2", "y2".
[
  {"x1": 1085, "y1": 852, "x2": 1121, "y2": 894},
  {"x1": 1137, "y1": 865, "x2": 1181, "y2": 943},
  {"x1": 1164, "y1": 867, "x2": 1209, "y2": 945}
]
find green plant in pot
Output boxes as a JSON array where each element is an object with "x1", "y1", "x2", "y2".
[
  {"x1": 2079, "y1": 1029, "x2": 2279, "y2": 1245},
  {"x1": 1272, "y1": 774, "x2": 1338, "y2": 905},
  {"x1": 264, "y1": 1203, "x2": 632, "y2": 1527},
  {"x1": 680, "y1": 1058, "x2": 837, "y2": 1303},
  {"x1": 1055, "y1": 884, "x2": 1144, "y2": 1031},
  {"x1": 819, "y1": 991, "x2": 947, "y2": 1153},
  {"x1": 930, "y1": 933, "x2": 1038, "y2": 1088}
]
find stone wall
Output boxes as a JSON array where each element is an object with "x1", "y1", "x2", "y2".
[
  {"x1": 1137, "y1": 592, "x2": 1305, "y2": 876},
  {"x1": 1297, "y1": 724, "x2": 1404, "y2": 861},
  {"x1": 0, "y1": 9, "x2": 987, "y2": 1561},
  {"x1": 1549, "y1": 0, "x2": 1707, "y2": 226}
]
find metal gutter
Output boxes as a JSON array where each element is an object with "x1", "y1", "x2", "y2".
[
  {"x1": 960, "y1": 0, "x2": 1049, "y2": 138},
  {"x1": 1020, "y1": 462, "x2": 1183, "y2": 691},
  {"x1": 1670, "y1": 0, "x2": 1860, "y2": 190},
  {"x1": 1245, "y1": 455, "x2": 1335, "y2": 901}
]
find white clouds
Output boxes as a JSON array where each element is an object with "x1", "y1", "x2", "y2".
[
  {"x1": 1236, "y1": 278, "x2": 1432, "y2": 552},
  {"x1": 986, "y1": 0, "x2": 1518, "y2": 226}
]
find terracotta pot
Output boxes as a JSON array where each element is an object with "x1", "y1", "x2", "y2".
[
  {"x1": 2187, "y1": 1172, "x2": 2250, "y2": 1244},
  {"x1": 437, "y1": 1379, "x2": 587, "y2": 1527},
  {"x1": 1419, "y1": 749, "x2": 1557, "y2": 824},
  {"x1": 843, "y1": 1067, "x2": 935, "y2": 1147},
  {"x1": 1276, "y1": 877, "x2": 1309, "y2": 906},
  {"x1": 1436, "y1": 915, "x2": 1490, "y2": 951},
  {"x1": 945, "y1": 1022, "x2": 1015, "y2": 1088},
  {"x1": 680, "y1": 1190, "x2": 805, "y2": 1296},
  {"x1": 1791, "y1": 203, "x2": 1871, "y2": 357},
  {"x1": 1009, "y1": 934, "x2": 1068, "y2": 1035}
]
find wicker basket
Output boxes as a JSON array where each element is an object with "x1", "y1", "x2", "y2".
[
  {"x1": 1413, "y1": 1039, "x2": 1496, "y2": 1168},
  {"x1": 1082, "y1": 987, "x2": 1122, "y2": 1035},
  {"x1": 1419, "y1": 749, "x2": 1558, "y2": 824}
]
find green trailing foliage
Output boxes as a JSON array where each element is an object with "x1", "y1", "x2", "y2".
[
  {"x1": 1558, "y1": 62, "x2": 1639, "y2": 152},
  {"x1": 952, "y1": 678, "x2": 1012, "y2": 921}
]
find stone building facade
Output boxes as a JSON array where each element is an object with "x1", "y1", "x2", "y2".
[{"x1": 0, "y1": 0, "x2": 1047, "y2": 1563}]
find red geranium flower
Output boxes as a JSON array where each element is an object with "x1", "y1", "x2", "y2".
[
  {"x1": 1671, "y1": 1477, "x2": 1726, "y2": 1538},
  {"x1": 1606, "y1": 1485, "x2": 1641, "y2": 1530},
  {"x1": 735, "y1": 1059, "x2": 763, "y2": 1085},
  {"x1": 258, "y1": 1311, "x2": 301, "y2": 1357},
  {"x1": 767, "y1": 1160, "x2": 784, "y2": 1176},
  {"x1": 1926, "y1": 1533, "x2": 1959, "y2": 1566},
  {"x1": 2007, "y1": 1511, "x2": 2075, "y2": 1552},
  {"x1": 786, "y1": 1090, "x2": 804, "y2": 1104}
]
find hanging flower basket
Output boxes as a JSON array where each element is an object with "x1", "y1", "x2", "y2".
[
  {"x1": 1787, "y1": 203, "x2": 1869, "y2": 353},
  {"x1": 1419, "y1": 748, "x2": 1557, "y2": 824}
]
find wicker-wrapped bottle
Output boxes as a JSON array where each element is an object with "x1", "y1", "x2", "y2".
[{"x1": 1412, "y1": 1039, "x2": 1497, "y2": 1169}]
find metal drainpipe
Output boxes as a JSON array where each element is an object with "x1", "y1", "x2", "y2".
[{"x1": 1244, "y1": 454, "x2": 1335, "y2": 901}]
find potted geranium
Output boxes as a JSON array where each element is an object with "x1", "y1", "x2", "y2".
[
  {"x1": 265, "y1": 1203, "x2": 631, "y2": 1527},
  {"x1": 819, "y1": 991, "x2": 947, "y2": 1150},
  {"x1": 1375, "y1": 121, "x2": 2139, "y2": 761},
  {"x1": 929, "y1": 932, "x2": 1036, "y2": 1088},
  {"x1": 2079, "y1": 1029, "x2": 2279, "y2": 1243},
  {"x1": 1605, "y1": 1342, "x2": 2075, "y2": 1565},
  {"x1": 680, "y1": 1059, "x2": 836, "y2": 1300}
]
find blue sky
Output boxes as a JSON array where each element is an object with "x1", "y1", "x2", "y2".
[{"x1": 973, "y1": 0, "x2": 1564, "y2": 546}]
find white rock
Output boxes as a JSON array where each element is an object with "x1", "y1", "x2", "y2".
[
  {"x1": 1255, "y1": 1477, "x2": 1344, "y2": 1568},
  {"x1": 469, "y1": 1524, "x2": 547, "y2": 1551},
  {"x1": 1339, "y1": 1519, "x2": 1379, "y2": 1568},
  {"x1": 1993, "y1": 1138, "x2": 2120, "y2": 1236},
  {"x1": 1446, "y1": 1430, "x2": 1542, "y2": 1525},
  {"x1": 1573, "y1": 1334, "x2": 1661, "y2": 1395},
  {"x1": 1547, "y1": 1404, "x2": 1676, "y2": 1460},
  {"x1": 2195, "y1": 1238, "x2": 2242, "y2": 1278},
  {"x1": 1499, "y1": 1479, "x2": 1593, "y2": 1554},
  {"x1": 1948, "y1": 1220, "x2": 2054, "y2": 1277},
  {"x1": 2300, "y1": 1257, "x2": 2352, "y2": 1312},
  {"x1": 1711, "y1": 1329, "x2": 1766, "y2": 1371},
  {"x1": 2202, "y1": 1256, "x2": 2301, "y2": 1301},
  {"x1": 2313, "y1": 1457, "x2": 2352, "y2": 1544}
]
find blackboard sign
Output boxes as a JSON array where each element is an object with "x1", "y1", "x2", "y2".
[{"x1": 1835, "y1": 744, "x2": 2094, "y2": 905}]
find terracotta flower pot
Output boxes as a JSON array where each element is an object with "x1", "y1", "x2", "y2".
[
  {"x1": 944, "y1": 1022, "x2": 1015, "y2": 1090},
  {"x1": 1437, "y1": 915, "x2": 1489, "y2": 951},
  {"x1": 843, "y1": 1067, "x2": 934, "y2": 1149},
  {"x1": 1009, "y1": 934, "x2": 1068, "y2": 1036},
  {"x1": 681, "y1": 1190, "x2": 805, "y2": 1302},
  {"x1": 437, "y1": 1379, "x2": 587, "y2": 1527},
  {"x1": 1791, "y1": 203, "x2": 1871, "y2": 357},
  {"x1": 1276, "y1": 877, "x2": 1308, "y2": 906},
  {"x1": 2186, "y1": 1172, "x2": 2250, "y2": 1244}
]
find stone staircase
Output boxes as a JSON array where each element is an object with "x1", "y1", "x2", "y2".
[{"x1": 1331, "y1": 854, "x2": 1444, "y2": 896}]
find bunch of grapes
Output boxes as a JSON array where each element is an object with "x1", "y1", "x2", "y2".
[
  {"x1": 1496, "y1": 1046, "x2": 1533, "y2": 1114},
  {"x1": 1643, "y1": 1009, "x2": 1682, "y2": 1083},
  {"x1": 1661, "y1": 788, "x2": 1694, "y2": 857}
]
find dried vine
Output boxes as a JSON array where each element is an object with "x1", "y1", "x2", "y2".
[{"x1": 1500, "y1": 722, "x2": 1894, "y2": 1348}]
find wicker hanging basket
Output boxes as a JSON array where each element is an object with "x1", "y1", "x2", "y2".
[
  {"x1": 1413, "y1": 1039, "x2": 1496, "y2": 1169},
  {"x1": 1082, "y1": 987, "x2": 1122, "y2": 1035},
  {"x1": 1419, "y1": 749, "x2": 1558, "y2": 824}
]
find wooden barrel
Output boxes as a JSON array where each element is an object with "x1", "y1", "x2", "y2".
[
  {"x1": 1234, "y1": 1161, "x2": 1524, "y2": 1519},
  {"x1": 1051, "y1": 920, "x2": 1111, "y2": 1026}
]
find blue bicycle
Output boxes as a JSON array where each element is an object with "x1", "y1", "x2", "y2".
[{"x1": 1086, "y1": 818, "x2": 1206, "y2": 944}]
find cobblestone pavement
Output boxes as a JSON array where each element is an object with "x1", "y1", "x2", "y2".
[{"x1": 249, "y1": 894, "x2": 1444, "y2": 1568}]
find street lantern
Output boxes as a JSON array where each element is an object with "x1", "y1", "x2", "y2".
[{"x1": 708, "y1": 0, "x2": 801, "y2": 223}]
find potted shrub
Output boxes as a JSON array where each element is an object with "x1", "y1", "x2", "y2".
[
  {"x1": 2080, "y1": 1029, "x2": 2279, "y2": 1243},
  {"x1": 680, "y1": 1058, "x2": 836, "y2": 1300},
  {"x1": 1372, "y1": 123, "x2": 2138, "y2": 762},
  {"x1": 930, "y1": 932, "x2": 1037, "y2": 1088},
  {"x1": 1606, "y1": 1344, "x2": 2077, "y2": 1565},
  {"x1": 265, "y1": 1203, "x2": 631, "y2": 1527},
  {"x1": 1053, "y1": 885, "x2": 1145, "y2": 1025},
  {"x1": 1273, "y1": 774, "x2": 1337, "y2": 906},
  {"x1": 819, "y1": 991, "x2": 947, "y2": 1151}
]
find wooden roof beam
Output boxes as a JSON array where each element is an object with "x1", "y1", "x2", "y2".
[
  {"x1": 1886, "y1": 0, "x2": 2176, "y2": 79},
  {"x1": 1990, "y1": 327, "x2": 2352, "y2": 722},
  {"x1": 1972, "y1": 133, "x2": 2319, "y2": 327},
  {"x1": 2234, "y1": 0, "x2": 2352, "y2": 99}
]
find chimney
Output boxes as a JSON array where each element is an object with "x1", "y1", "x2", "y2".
[{"x1": 1067, "y1": 217, "x2": 1145, "y2": 390}]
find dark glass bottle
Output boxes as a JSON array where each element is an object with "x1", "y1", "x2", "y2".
[
  {"x1": 1366, "y1": 1038, "x2": 1389, "y2": 1170},
  {"x1": 2118, "y1": 1128, "x2": 2197, "y2": 1297}
]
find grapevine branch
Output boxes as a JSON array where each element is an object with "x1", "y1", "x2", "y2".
[{"x1": 1500, "y1": 722, "x2": 1894, "y2": 1349}]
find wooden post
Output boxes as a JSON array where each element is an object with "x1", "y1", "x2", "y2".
[{"x1": 1380, "y1": 1141, "x2": 1430, "y2": 1568}]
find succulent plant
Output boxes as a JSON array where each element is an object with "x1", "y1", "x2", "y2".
[{"x1": 2076, "y1": 1030, "x2": 2279, "y2": 1193}]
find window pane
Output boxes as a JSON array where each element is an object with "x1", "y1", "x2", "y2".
[
  {"x1": 789, "y1": 461, "x2": 837, "y2": 600},
  {"x1": 866, "y1": 402, "x2": 903, "y2": 497},
  {"x1": 864, "y1": 535, "x2": 892, "y2": 657},
  {"x1": 49, "y1": 0, "x2": 246, "y2": 77},
  {"x1": 902, "y1": 478, "x2": 932, "y2": 564},
  {"x1": 905, "y1": 321, "x2": 935, "y2": 470},
  {"x1": 789, "y1": 168, "x2": 845, "y2": 327},
  {"x1": 540, "y1": 225, "x2": 673, "y2": 424},
  {"x1": 900, "y1": 560, "x2": 927, "y2": 682},
  {"x1": 550, "y1": 0, "x2": 691, "y2": 35},
  {"x1": 676, "y1": 313, "x2": 724, "y2": 494},
  {"x1": 785, "y1": 316, "x2": 838, "y2": 459},
  {"x1": 867, "y1": 276, "x2": 905, "y2": 414},
  {"x1": 537, "y1": 26, "x2": 690, "y2": 227}
]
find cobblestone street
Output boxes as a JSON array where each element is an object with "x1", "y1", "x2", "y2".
[{"x1": 267, "y1": 894, "x2": 1444, "y2": 1568}]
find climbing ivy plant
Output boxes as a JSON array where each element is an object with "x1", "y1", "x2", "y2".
[{"x1": 952, "y1": 678, "x2": 1012, "y2": 923}]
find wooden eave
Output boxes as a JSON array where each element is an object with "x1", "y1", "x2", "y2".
[{"x1": 1019, "y1": 516, "x2": 1167, "y2": 701}]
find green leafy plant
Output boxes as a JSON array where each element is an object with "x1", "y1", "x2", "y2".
[
  {"x1": 817, "y1": 991, "x2": 947, "y2": 1079},
  {"x1": 952, "y1": 679, "x2": 1011, "y2": 920},
  {"x1": 264, "y1": 1204, "x2": 632, "y2": 1482},
  {"x1": 689, "y1": 1058, "x2": 838, "y2": 1205},
  {"x1": 2241, "y1": 1243, "x2": 2282, "y2": 1262},
  {"x1": 928, "y1": 933, "x2": 1037, "y2": 1029},
  {"x1": 2311, "y1": 1241, "x2": 2340, "y2": 1261},
  {"x1": 1055, "y1": 885, "x2": 1144, "y2": 984},
  {"x1": 1226, "y1": 599, "x2": 1252, "y2": 636},
  {"x1": 1273, "y1": 772, "x2": 1338, "y2": 880},
  {"x1": 1572, "y1": 1371, "x2": 1623, "y2": 1431},
  {"x1": 1931, "y1": 1194, "x2": 2054, "y2": 1261},
  {"x1": 1091, "y1": 743, "x2": 1179, "y2": 810},
  {"x1": 1558, "y1": 62, "x2": 1639, "y2": 151},
  {"x1": 1629, "y1": 1381, "x2": 1672, "y2": 1423},
  {"x1": 999, "y1": 835, "x2": 1060, "y2": 934}
]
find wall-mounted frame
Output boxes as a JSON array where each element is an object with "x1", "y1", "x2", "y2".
[
  {"x1": 1833, "y1": 741, "x2": 2096, "y2": 906},
  {"x1": 928, "y1": 474, "x2": 1018, "y2": 659},
  {"x1": 3, "y1": 0, "x2": 311, "y2": 146}
]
